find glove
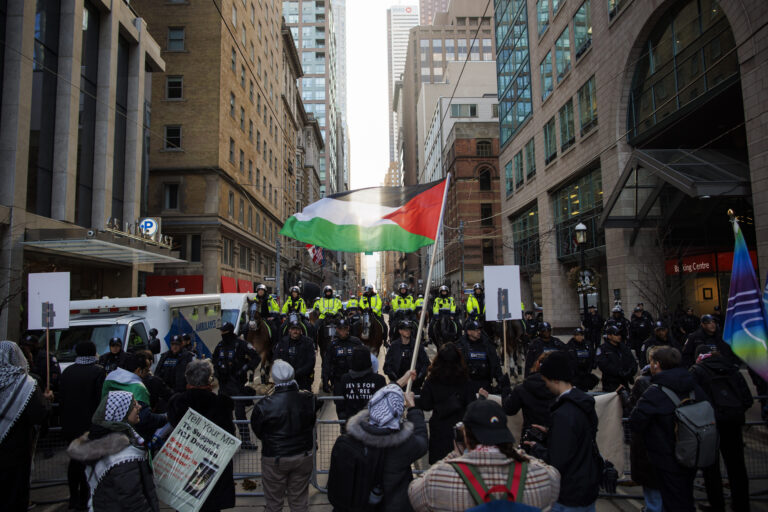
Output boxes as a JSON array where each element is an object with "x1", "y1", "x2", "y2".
[{"x1": 601, "y1": 460, "x2": 618, "y2": 494}]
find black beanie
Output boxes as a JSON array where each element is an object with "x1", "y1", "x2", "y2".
[
  {"x1": 349, "y1": 346, "x2": 372, "y2": 372},
  {"x1": 538, "y1": 351, "x2": 574, "y2": 382},
  {"x1": 75, "y1": 340, "x2": 97, "y2": 357}
]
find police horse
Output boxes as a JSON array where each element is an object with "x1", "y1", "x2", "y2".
[
  {"x1": 245, "y1": 299, "x2": 273, "y2": 384},
  {"x1": 351, "y1": 308, "x2": 385, "y2": 356}
]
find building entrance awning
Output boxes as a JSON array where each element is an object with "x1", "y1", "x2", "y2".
[{"x1": 599, "y1": 149, "x2": 750, "y2": 245}]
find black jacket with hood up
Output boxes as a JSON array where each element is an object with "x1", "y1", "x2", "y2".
[{"x1": 502, "y1": 372, "x2": 556, "y2": 429}]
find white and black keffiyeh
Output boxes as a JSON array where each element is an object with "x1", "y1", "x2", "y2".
[
  {"x1": 0, "y1": 340, "x2": 37, "y2": 444},
  {"x1": 368, "y1": 383, "x2": 405, "y2": 431},
  {"x1": 104, "y1": 391, "x2": 134, "y2": 423},
  {"x1": 75, "y1": 356, "x2": 98, "y2": 365}
]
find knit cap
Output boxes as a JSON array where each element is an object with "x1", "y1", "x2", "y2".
[{"x1": 271, "y1": 359, "x2": 296, "y2": 387}]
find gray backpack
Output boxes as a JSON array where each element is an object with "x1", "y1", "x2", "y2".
[{"x1": 656, "y1": 385, "x2": 719, "y2": 469}]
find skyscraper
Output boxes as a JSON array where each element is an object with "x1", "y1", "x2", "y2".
[
  {"x1": 386, "y1": 5, "x2": 420, "y2": 163},
  {"x1": 419, "y1": 0, "x2": 449, "y2": 25}
]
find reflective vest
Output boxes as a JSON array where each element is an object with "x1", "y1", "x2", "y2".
[
  {"x1": 414, "y1": 298, "x2": 424, "y2": 308},
  {"x1": 255, "y1": 295, "x2": 280, "y2": 315},
  {"x1": 391, "y1": 295, "x2": 415, "y2": 312},
  {"x1": 282, "y1": 296, "x2": 307, "y2": 314},
  {"x1": 466, "y1": 294, "x2": 485, "y2": 316},
  {"x1": 433, "y1": 296, "x2": 456, "y2": 314},
  {"x1": 346, "y1": 297, "x2": 359, "y2": 309},
  {"x1": 359, "y1": 294, "x2": 382, "y2": 316},
  {"x1": 318, "y1": 297, "x2": 342, "y2": 318}
]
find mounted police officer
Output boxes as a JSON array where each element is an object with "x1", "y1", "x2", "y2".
[
  {"x1": 346, "y1": 293, "x2": 359, "y2": 314},
  {"x1": 317, "y1": 285, "x2": 343, "y2": 322},
  {"x1": 251, "y1": 283, "x2": 281, "y2": 343},
  {"x1": 458, "y1": 320, "x2": 507, "y2": 394},
  {"x1": 391, "y1": 282, "x2": 415, "y2": 324},
  {"x1": 414, "y1": 294, "x2": 425, "y2": 314},
  {"x1": 359, "y1": 284, "x2": 387, "y2": 342},
  {"x1": 429, "y1": 285, "x2": 458, "y2": 343},
  {"x1": 524, "y1": 322, "x2": 567, "y2": 377},
  {"x1": 281, "y1": 285, "x2": 308, "y2": 337},
  {"x1": 273, "y1": 320, "x2": 316, "y2": 391},
  {"x1": 321, "y1": 317, "x2": 363, "y2": 393},
  {"x1": 465, "y1": 283, "x2": 486, "y2": 323}
]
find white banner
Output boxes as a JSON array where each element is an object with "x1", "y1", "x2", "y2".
[
  {"x1": 27, "y1": 272, "x2": 70, "y2": 330},
  {"x1": 483, "y1": 265, "x2": 522, "y2": 321},
  {"x1": 153, "y1": 408, "x2": 241, "y2": 512}
]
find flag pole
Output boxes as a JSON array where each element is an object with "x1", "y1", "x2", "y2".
[{"x1": 406, "y1": 174, "x2": 451, "y2": 394}]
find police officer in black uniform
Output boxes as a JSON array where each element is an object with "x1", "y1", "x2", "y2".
[
  {"x1": 681, "y1": 314, "x2": 739, "y2": 368},
  {"x1": 383, "y1": 320, "x2": 429, "y2": 392},
  {"x1": 638, "y1": 321, "x2": 679, "y2": 367},
  {"x1": 212, "y1": 321, "x2": 260, "y2": 448},
  {"x1": 596, "y1": 325, "x2": 637, "y2": 392},
  {"x1": 273, "y1": 320, "x2": 316, "y2": 391},
  {"x1": 567, "y1": 328, "x2": 597, "y2": 391},
  {"x1": 628, "y1": 306, "x2": 654, "y2": 361},
  {"x1": 609, "y1": 305, "x2": 630, "y2": 341},
  {"x1": 524, "y1": 322, "x2": 567, "y2": 377},
  {"x1": 155, "y1": 335, "x2": 195, "y2": 392},
  {"x1": 98, "y1": 337, "x2": 128, "y2": 373},
  {"x1": 148, "y1": 328, "x2": 161, "y2": 354},
  {"x1": 181, "y1": 332, "x2": 198, "y2": 358},
  {"x1": 321, "y1": 318, "x2": 363, "y2": 393},
  {"x1": 584, "y1": 305, "x2": 604, "y2": 350},
  {"x1": 458, "y1": 320, "x2": 507, "y2": 394},
  {"x1": 522, "y1": 311, "x2": 538, "y2": 342}
]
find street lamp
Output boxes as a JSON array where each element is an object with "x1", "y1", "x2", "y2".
[{"x1": 574, "y1": 222, "x2": 588, "y2": 329}]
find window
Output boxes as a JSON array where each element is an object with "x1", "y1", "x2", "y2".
[
  {"x1": 481, "y1": 203, "x2": 493, "y2": 226},
  {"x1": 256, "y1": 130, "x2": 261, "y2": 148},
  {"x1": 164, "y1": 125, "x2": 182, "y2": 150},
  {"x1": 492, "y1": 104, "x2": 499, "y2": 118},
  {"x1": 450, "y1": 104, "x2": 477, "y2": 118},
  {"x1": 482, "y1": 241, "x2": 495, "y2": 265},
  {"x1": 241, "y1": 23, "x2": 246, "y2": 46},
  {"x1": 248, "y1": 206, "x2": 253, "y2": 229},
  {"x1": 537, "y1": 0, "x2": 549, "y2": 35},
  {"x1": 553, "y1": 0, "x2": 562, "y2": 12},
  {"x1": 248, "y1": 160, "x2": 253, "y2": 181},
  {"x1": 239, "y1": 150, "x2": 244, "y2": 173},
  {"x1": 578, "y1": 76, "x2": 598, "y2": 135},
  {"x1": 238, "y1": 198, "x2": 244, "y2": 224},
  {"x1": 229, "y1": 138, "x2": 235, "y2": 162},
  {"x1": 240, "y1": 107, "x2": 245, "y2": 130},
  {"x1": 166, "y1": 76, "x2": 183, "y2": 99},
  {"x1": 608, "y1": 0, "x2": 627, "y2": 20},
  {"x1": 230, "y1": 93, "x2": 235, "y2": 117},
  {"x1": 510, "y1": 204, "x2": 540, "y2": 270},
  {"x1": 504, "y1": 160, "x2": 514, "y2": 195},
  {"x1": 574, "y1": 0, "x2": 592, "y2": 58},
  {"x1": 240, "y1": 65, "x2": 246, "y2": 88},
  {"x1": 556, "y1": 27, "x2": 571, "y2": 81},
  {"x1": 477, "y1": 140, "x2": 492, "y2": 156},
  {"x1": 513, "y1": 151, "x2": 524, "y2": 189},
  {"x1": 228, "y1": 192, "x2": 234, "y2": 217},
  {"x1": 190, "y1": 235, "x2": 201, "y2": 262},
  {"x1": 168, "y1": 27, "x2": 185, "y2": 51},
  {"x1": 559, "y1": 100, "x2": 575, "y2": 151},
  {"x1": 222, "y1": 238, "x2": 233, "y2": 265},
  {"x1": 525, "y1": 138, "x2": 536, "y2": 179},
  {"x1": 540, "y1": 51, "x2": 553, "y2": 100},
  {"x1": 163, "y1": 183, "x2": 179, "y2": 209},
  {"x1": 249, "y1": 81, "x2": 254, "y2": 102},
  {"x1": 544, "y1": 117, "x2": 557, "y2": 164},
  {"x1": 232, "y1": 5, "x2": 237, "y2": 25},
  {"x1": 239, "y1": 245, "x2": 251, "y2": 271},
  {"x1": 248, "y1": 120, "x2": 253, "y2": 141},
  {"x1": 478, "y1": 168, "x2": 492, "y2": 190},
  {"x1": 256, "y1": 93, "x2": 261, "y2": 113},
  {"x1": 250, "y1": 3, "x2": 255, "y2": 24},
  {"x1": 231, "y1": 48, "x2": 236, "y2": 71},
  {"x1": 553, "y1": 167, "x2": 604, "y2": 257},
  {"x1": 496, "y1": 0, "x2": 533, "y2": 145},
  {"x1": 255, "y1": 213, "x2": 260, "y2": 234},
  {"x1": 482, "y1": 38, "x2": 493, "y2": 60}
]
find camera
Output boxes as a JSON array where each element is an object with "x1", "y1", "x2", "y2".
[
  {"x1": 452, "y1": 422, "x2": 464, "y2": 444},
  {"x1": 520, "y1": 426, "x2": 547, "y2": 454}
]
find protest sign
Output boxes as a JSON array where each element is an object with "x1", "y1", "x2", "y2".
[{"x1": 153, "y1": 408, "x2": 241, "y2": 512}]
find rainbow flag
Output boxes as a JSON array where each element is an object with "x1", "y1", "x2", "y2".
[{"x1": 723, "y1": 219, "x2": 768, "y2": 382}]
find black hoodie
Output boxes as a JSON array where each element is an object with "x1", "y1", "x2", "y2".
[
  {"x1": 690, "y1": 355, "x2": 753, "y2": 423},
  {"x1": 534, "y1": 387, "x2": 602, "y2": 507},
  {"x1": 502, "y1": 372, "x2": 556, "y2": 429}
]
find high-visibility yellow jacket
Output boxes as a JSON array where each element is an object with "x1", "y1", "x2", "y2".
[
  {"x1": 281, "y1": 296, "x2": 306, "y2": 314},
  {"x1": 433, "y1": 296, "x2": 456, "y2": 314},
  {"x1": 466, "y1": 294, "x2": 485, "y2": 316},
  {"x1": 414, "y1": 297, "x2": 424, "y2": 308},
  {"x1": 359, "y1": 294, "x2": 382, "y2": 316},
  {"x1": 346, "y1": 297, "x2": 359, "y2": 309},
  {"x1": 318, "y1": 297, "x2": 342, "y2": 318},
  {"x1": 391, "y1": 294, "x2": 415, "y2": 312}
]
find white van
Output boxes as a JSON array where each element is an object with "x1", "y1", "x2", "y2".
[{"x1": 50, "y1": 293, "x2": 255, "y2": 365}]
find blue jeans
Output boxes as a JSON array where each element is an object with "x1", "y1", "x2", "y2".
[
  {"x1": 643, "y1": 487, "x2": 663, "y2": 512},
  {"x1": 551, "y1": 503, "x2": 596, "y2": 512}
]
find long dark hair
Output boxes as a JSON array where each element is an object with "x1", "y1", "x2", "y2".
[{"x1": 426, "y1": 342, "x2": 469, "y2": 384}]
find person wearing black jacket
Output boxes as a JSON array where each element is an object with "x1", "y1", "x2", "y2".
[
  {"x1": 457, "y1": 320, "x2": 506, "y2": 394},
  {"x1": 416, "y1": 342, "x2": 476, "y2": 463},
  {"x1": 21, "y1": 334, "x2": 62, "y2": 392},
  {"x1": 384, "y1": 320, "x2": 429, "y2": 392},
  {"x1": 251, "y1": 361, "x2": 318, "y2": 512},
  {"x1": 526, "y1": 351, "x2": 602, "y2": 510},
  {"x1": 273, "y1": 321, "x2": 316, "y2": 391},
  {"x1": 690, "y1": 346, "x2": 753, "y2": 512},
  {"x1": 155, "y1": 335, "x2": 194, "y2": 392},
  {"x1": 628, "y1": 355, "x2": 661, "y2": 512},
  {"x1": 596, "y1": 325, "x2": 637, "y2": 392},
  {"x1": 501, "y1": 362, "x2": 556, "y2": 433},
  {"x1": 99, "y1": 337, "x2": 128, "y2": 373},
  {"x1": 567, "y1": 328, "x2": 598, "y2": 391},
  {"x1": 629, "y1": 346, "x2": 709, "y2": 512},
  {"x1": 139, "y1": 349, "x2": 174, "y2": 414},
  {"x1": 524, "y1": 322, "x2": 567, "y2": 377},
  {"x1": 59, "y1": 341, "x2": 106, "y2": 510},
  {"x1": 322, "y1": 318, "x2": 363, "y2": 393},
  {"x1": 167, "y1": 359, "x2": 236, "y2": 512},
  {"x1": 609, "y1": 305, "x2": 630, "y2": 341},
  {"x1": 682, "y1": 315, "x2": 739, "y2": 367},
  {"x1": 584, "y1": 305, "x2": 604, "y2": 349},
  {"x1": 639, "y1": 322, "x2": 679, "y2": 367},
  {"x1": 628, "y1": 307, "x2": 654, "y2": 361},
  {"x1": 334, "y1": 346, "x2": 386, "y2": 423},
  {"x1": 677, "y1": 307, "x2": 700, "y2": 338}
]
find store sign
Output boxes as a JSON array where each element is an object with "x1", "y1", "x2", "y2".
[{"x1": 665, "y1": 251, "x2": 757, "y2": 275}]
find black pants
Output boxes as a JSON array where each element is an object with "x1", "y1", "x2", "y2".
[
  {"x1": 656, "y1": 465, "x2": 697, "y2": 512},
  {"x1": 68, "y1": 458, "x2": 89, "y2": 507},
  {"x1": 220, "y1": 382, "x2": 252, "y2": 442},
  {"x1": 703, "y1": 421, "x2": 750, "y2": 511}
]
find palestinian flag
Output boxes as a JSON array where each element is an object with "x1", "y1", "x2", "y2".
[
  {"x1": 101, "y1": 367, "x2": 151, "y2": 405},
  {"x1": 281, "y1": 179, "x2": 448, "y2": 253}
]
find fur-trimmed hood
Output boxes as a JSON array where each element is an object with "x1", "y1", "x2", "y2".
[
  {"x1": 67, "y1": 432, "x2": 130, "y2": 462},
  {"x1": 346, "y1": 409, "x2": 415, "y2": 448}
]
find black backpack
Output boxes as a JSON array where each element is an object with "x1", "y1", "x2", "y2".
[
  {"x1": 327, "y1": 434, "x2": 385, "y2": 511},
  {"x1": 695, "y1": 365, "x2": 751, "y2": 422}
]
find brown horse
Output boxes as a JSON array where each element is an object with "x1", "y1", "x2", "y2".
[
  {"x1": 499, "y1": 319, "x2": 526, "y2": 378},
  {"x1": 245, "y1": 300, "x2": 273, "y2": 384},
  {"x1": 354, "y1": 309, "x2": 385, "y2": 356}
]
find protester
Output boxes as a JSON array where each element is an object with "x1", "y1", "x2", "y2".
[
  {"x1": 137, "y1": 349, "x2": 174, "y2": 413},
  {"x1": 0, "y1": 340, "x2": 52, "y2": 512},
  {"x1": 416, "y1": 342, "x2": 476, "y2": 463},
  {"x1": 20, "y1": 333, "x2": 61, "y2": 392},
  {"x1": 690, "y1": 345, "x2": 752, "y2": 512},
  {"x1": 67, "y1": 391, "x2": 159, "y2": 511},
  {"x1": 384, "y1": 320, "x2": 429, "y2": 392},
  {"x1": 167, "y1": 359, "x2": 236, "y2": 512},
  {"x1": 155, "y1": 334, "x2": 195, "y2": 392},
  {"x1": 408, "y1": 400, "x2": 560, "y2": 511},
  {"x1": 251, "y1": 360, "x2": 318, "y2": 512},
  {"x1": 501, "y1": 352, "x2": 556, "y2": 435},
  {"x1": 334, "y1": 346, "x2": 386, "y2": 424},
  {"x1": 526, "y1": 351, "x2": 603, "y2": 512},
  {"x1": 59, "y1": 341, "x2": 106, "y2": 510},
  {"x1": 629, "y1": 346, "x2": 709, "y2": 511}
]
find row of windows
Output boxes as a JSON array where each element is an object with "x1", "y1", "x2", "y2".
[
  {"x1": 226, "y1": 189, "x2": 278, "y2": 242},
  {"x1": 544, "y1": 76, "x2": 597, "y2": 164},
  {"x1": 540, "y1": 1, "x2": 592, "y2": 101},
  {"x1": 505, "y1": 138, "x2": 536, "y2": 195},
  {"x1": 221, "y1": 237, "x2": 275, "y2": 275}
]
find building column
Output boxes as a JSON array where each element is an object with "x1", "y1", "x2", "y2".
[
  {"x1": 122, "y1": 18, "x2": 147, "y2": 225},
  {"x1": 51, "y1": 0, "x2": 83, "y2": 222},
  {"x1": 0, "y1": 0, "x2": 35, "y2": 340}
]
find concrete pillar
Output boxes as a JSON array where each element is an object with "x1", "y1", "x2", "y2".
[
  {"x1": 0, "y1": 0, "x2": 35, "y2": 340},
  {"x1": 203, "y1": 228, "x2": 222, "y2": 293},
  {"x1": 122, "y1": 18, "x2": 147, "y2": 225},
  {"x1": 51, "y1": 0, "x2": 83, "y2": 222},
  {"x1": 91, "y1": 7, "x2": 119, "y2": 230}
]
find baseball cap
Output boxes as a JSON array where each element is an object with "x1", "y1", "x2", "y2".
[
  {"x1": 605, "y1": 325, "x2": 621, "y2": 336},
  {"x1": 463, "y1": 400, "x2": 516, "y2": 445},
  {"x1": 466, "y1": 320, "x2": 482, "y2": 331},
  {"x1": 573, "y1": 327, "x2": 585, "y2": 335},
  {"x1": 701, "y1": 314, "x2": 715, "y2": 324},
  {"x1": 170, "y1": 335, "x2": 183, "y2": 344}
]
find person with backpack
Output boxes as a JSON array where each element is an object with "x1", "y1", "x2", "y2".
[
  {"x1": 410, "y1": 399, "x2": 560, "y2": 511},
  {"x1": 327, "y1": 379, "x2": 428, "y2": 512},
  {"x1": 690, "y1": 346, "x2": 752, "y2": 512},
  {"x1": 629, "y1": 346, "x2": 714, "y2": 512}
]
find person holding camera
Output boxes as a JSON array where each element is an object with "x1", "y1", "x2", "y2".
[{"x1": 408, "y1": 400, "x2": 560, "y2": 511}]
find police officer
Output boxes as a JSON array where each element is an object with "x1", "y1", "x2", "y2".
[
  {"x1": 321, "y1": 318, "x2": 363, "y2": 393},
  {"x1": 390, "y1": 282, "x2": 415, "y2": 323},
  {"x1": 430, "y1": 285, "x2": 457, "y2": 341},
  {"x1": 359, "y1": 284, "x2": 387, "y2": 341},
  {"x1": 609, "y1": 305, "x2": 630, "y2": 341},
  {"x1": 676, "y1": 306, "x2": 700, "y2": 338},
  {"x1": 583, "y1": 305, "x2": 604, "y2": 349},
  {"x1": 148, "y1": 328, "x2": 162, "y2": 354},
  {"x1": 212, "y1": 321, "x2": 260, "y2": 448},
  {"x1": 346, "y1": 293, "x2": 359, "y2": 314},
  {"x1": 20, "y1": 334, "x2": 61, "y2": 391},
  {"x1": 318, "y1": 285, "x2": 343, "y2": 321},
  {"x1": 465, "y1": 283, "x2": 486, "y2": 323},
  {"x1": 522, "y1": 311, "x2": 538, "y2": 342},
  {"x1": 249, "y1": 283, "x2": 280, "y2": 342},
  {"x1": 639, "y1": 321, "x2": 679, "y2": 367},
  {"x1": 181, "y1": 332, "x2": 198, "y2": 358},
  {"x1": 628, "y1": 306, "x2": 654, "y2": 361},
  {"x1": 458, "y1": 320, "x2": 506, "y2": 394},
  {"x1": 273, "y1": 321, "x2": 316, "y2": 391},
  {"x1": 99, "y1": 337, "x2": 127, "y2": 373},
  {"x1": 596, "y1": 325, "x2": 637, "y2": 392},
  {"x1": 125, "y1": 329, "x2": 147, "y2": 353},
  {"x1": 155, "y1": 335, "x2": 195, "y2": 392},
  {"x1": 567, "y1": 328, "x2": 597, "y2": 392},
  {"x1": 635, "y1": 303, "x2": 654, "y2": 324},
  {"x1": 414, "y1": 294, "x2": 425, "y2": 313},
  {"x1": 682, "y1": 314, "x2": 738, "y2": 368},
  {"x1": 383, "y1": 320, "x2": 429, "y2": 392},
  {"x1": 524, "y1": 322, "x2": 567, "y2": 377},
  {"x1": 282, "y1": 285, "x2": 307, "y2": 315}
]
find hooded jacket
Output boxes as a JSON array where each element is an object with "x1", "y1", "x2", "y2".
[
  {"x1": 502, "y1": 372, "x2": 556, "y2": 429},
  {"x1": 689, "y1": 354, "x2": 752, "y2": 424},
  {"x1": 345, "y1": 408, "x2": 428, "y2": 512},
  {"x1": 629, "y1": 366, "x2": 710, "y2": 473},
  {"x1": 628, "y1": 370, "x2": 658, "y2": 489}
]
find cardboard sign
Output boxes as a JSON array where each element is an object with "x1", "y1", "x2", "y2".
[
  {"x1": 27, "y1": 272, "x2": 70, "y2": 330},
  {"x1": 153, "y1": 408, "x2": 241, "y2": 512},
  {"x1": 483, "y1": 265, "x2": 523, "y2": 321}
]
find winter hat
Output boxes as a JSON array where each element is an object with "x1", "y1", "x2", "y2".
[
  {"x1": 350, "y1": 346, "x2": 372, "y2": 372},
  {"x1": 271, "y1": 359, "x2": 296, "y2": 387},
  {"x1": 368, "y1": 384, "x2": 405, "y2": 430},
  {"x1": 538, "y1": 350, "x2": 574, "y2": 382}
]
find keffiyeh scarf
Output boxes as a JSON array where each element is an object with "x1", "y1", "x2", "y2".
[
  {"x1": 75, "y1": 356, "x2": 98, "y2": 365},
  {"x1": 368, "y1": 383, "x2": 405, "y2": 431},
  {"x1": 92, "y1": 391, "x2": 144, "y2": 446},
  {"x1": 0, "y1": 341, "x2": 37, "y2": 443}
]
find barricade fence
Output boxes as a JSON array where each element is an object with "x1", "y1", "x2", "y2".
[{"x1": 32, "y1": 395, "x2": 768, "y2": 501}]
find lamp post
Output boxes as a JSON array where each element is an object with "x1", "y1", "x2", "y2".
[{"x1": 575, "y1": 222, "x2": 588, "y2": 328}]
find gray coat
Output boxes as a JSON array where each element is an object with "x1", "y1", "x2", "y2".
[{"x1": 345, "y1": 408, "x2": 428, "y2": 512}]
